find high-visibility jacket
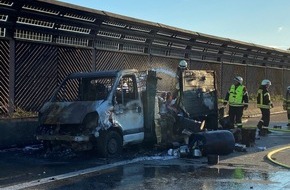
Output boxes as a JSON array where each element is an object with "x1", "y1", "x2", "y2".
[
  {"x1": 224, "y1": 84, "x2": 249, "y2": 107},
  {"x1": 257, "y1": 86, "x2": 272, "y2": 109},
  {"x1": 283, "y1": 91, "x2": 290, "y2": 110}
]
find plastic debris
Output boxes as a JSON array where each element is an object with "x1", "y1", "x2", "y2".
[
  {"x1": 167, "y1": 148, "x2": 179, "y2": 156},
  {"x1": 257, "y1": 146, "x2": 267, "y2": 151},
  {"x1": 235, "y1": 143, "x2": 247, "y2": 152}
]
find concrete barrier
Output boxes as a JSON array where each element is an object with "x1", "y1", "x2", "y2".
[{"x1": 0, "y1": 117, "x2": 39, "y2": 149}]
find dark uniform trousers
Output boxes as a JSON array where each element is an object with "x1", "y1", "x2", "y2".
[{"x1": 228, "y1": 106, "x2": 244, "y2": 128}]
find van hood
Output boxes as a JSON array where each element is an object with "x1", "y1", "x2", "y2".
[{"x1": 39, "y1": 101, "x2": 104, "y2": 125}]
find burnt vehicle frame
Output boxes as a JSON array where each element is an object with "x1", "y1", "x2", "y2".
[
  {"x1": 36, "y1": 69, "x2": 148, "y2": 157},
  {"x1": 36, "y1": 69, "x2": 220, "y2": 157}
]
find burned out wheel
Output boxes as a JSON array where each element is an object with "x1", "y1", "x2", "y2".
[{"x1": 97, "y1": 131, "x2": 122, "y2": 158}]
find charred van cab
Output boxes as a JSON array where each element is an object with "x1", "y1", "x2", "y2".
[
  {"x1": 36, "y1": 69, "x2": 148, "y2": 157},
  {"x1": 36, "y1": 69, "x2": 221, "y2": 157}
]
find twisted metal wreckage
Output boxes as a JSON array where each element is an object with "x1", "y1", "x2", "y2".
[{"x1": 36, "y1": 68, "x2": 235, "y2": 157}]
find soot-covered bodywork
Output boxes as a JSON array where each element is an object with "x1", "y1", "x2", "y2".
[
  {"x1": 36, "y1": 69, "x2": 147, "y2": 157},
  {"x1": 181, "y1": 70, "x2": 218, "y2": 130},
  {"x1": 36, "y1": 68, "x2": 219, "y2": 157}
]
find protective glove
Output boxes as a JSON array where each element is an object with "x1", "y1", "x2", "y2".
[
  {"x1": 271, "y1": 103, "x2": 274, "y2": 108},
  {"x1": 223, "y1": 102, "x2": 227, "y2": 106}
]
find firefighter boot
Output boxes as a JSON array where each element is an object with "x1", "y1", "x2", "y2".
[
  {"x1": 262, "y1": 126, "x2": 272, "y2": 134},
  {"x1": 260, "y1": 126, "x2": 268, "y2": 136}
]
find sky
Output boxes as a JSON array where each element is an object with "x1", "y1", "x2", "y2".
[{"x1": 58, "y1": 0, "x2": 290, "y2": 50}]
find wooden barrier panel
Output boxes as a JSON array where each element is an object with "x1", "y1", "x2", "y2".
[{"x1": 1, "y1": 0, "x2": 290, "y2": 114}]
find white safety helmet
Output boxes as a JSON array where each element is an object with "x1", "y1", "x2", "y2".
[
  {"x1": 179, "y1": 60, "x2": 188, "y2": 68},
  {"x1": 287, "y1": 86, "x2": 290, "y2": 91},
  {"x1": 234, "y1": 76, "x2": 243, "y2": 85},
  {"x1": 261, "y1": 79, "x2": 271, "y2": 86}
]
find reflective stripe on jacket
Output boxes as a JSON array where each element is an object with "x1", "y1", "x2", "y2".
[
  {"x1": 283, "y1": 91, "x2": 290, "y2": 110},
  {"x1": 257, "y1": 87, "x2": 272, "y2": 109}
]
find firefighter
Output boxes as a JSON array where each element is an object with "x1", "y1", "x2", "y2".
[
  {"x1": 176, "y1": 60, "x2": 188, "y2": 93},
  {"x1": 174, "y1": 60, "x2": 190, "y2": 118},
  {"x1": 283, "y1": 86, "x2": 290, "y2": 126},
  {"x1": 154, "y1": 92, "x2": 167, "y2": 144},
  {"x1": 223, "y1": 76, "x2": 249, "y2": 129},
  {"x1": 155, "y1": 91, "x2": 174, "y2": 144},
  {"x1": 175, "y1": 60, "x2": 188, "y2": 107},
  {"x1": 256, "y1": 79, "x2": 273, "y2": 138}
]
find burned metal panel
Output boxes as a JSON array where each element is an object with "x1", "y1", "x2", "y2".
[
  {"x1": 110, "y1": 73, "x2": 144, "y2": 144},
  {"x1": 38, "y1": 72, "x2": 119, "y2": 130},
  {"x1": 38, "y1": 69, "x2": 145, "y2": 131},
  {"x1": 143, "y1": 70, "x2": 158, "y2": 142},
  {"x1": 35, "y1": 69, "x2": 145, "y2": 146},
  {"x1": 183, "y1": 70, "x2": 215, "y2": 91},
  {"x1": 15, "y1": 41, "x2": 58, "y2": 111},
  {"x1": 40, "y1": 101, "x2": 103, "y2": 125},
  {"x1": 182, "y1": 70, "x2": 218, "y2": 118},
  {"x1": 112, "y1": 73, "x2": 143, "y2": 127},
  {"x1": 0, "y1": 39, "x2": 10, "y2": 114},
  {"x1": 189, "y1": 60, "x2": 222, "y2": 97},
  {"x1": 112, "y1": 100, "x2": 144, "y2": 132}
]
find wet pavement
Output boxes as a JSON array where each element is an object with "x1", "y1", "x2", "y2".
[
  {"x1": 20, "y1": 164, "x2": 290, "y2": 190},
  {"x1": 1, "y1": 113, "x2": 290, "y2": 190},
  {"x1": 244, "y1": 112, "x2": 290, "y2": 169}
]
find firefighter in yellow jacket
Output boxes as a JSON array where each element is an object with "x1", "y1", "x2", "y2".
[
  {"x1": 256, "y1": 79, "x2": 273, "y2": 137},
  {"x1": 283, "y1": 86, "x2": 290, "y2": 126},
  {"x1": 223, "y1": 76, "x2": 249, "y2": 129}
]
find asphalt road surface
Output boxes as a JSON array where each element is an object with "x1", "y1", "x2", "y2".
[{"x1": 1, "y1": 113, "x2": 290, "y2": 190}]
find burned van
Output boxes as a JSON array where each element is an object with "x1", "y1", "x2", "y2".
[
  {"x1": 36, "y1": 69, "x2": 152, "y2": 157},
  {"x1": 36, "y1": 68, "x2": 219, "y2": 157}
]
